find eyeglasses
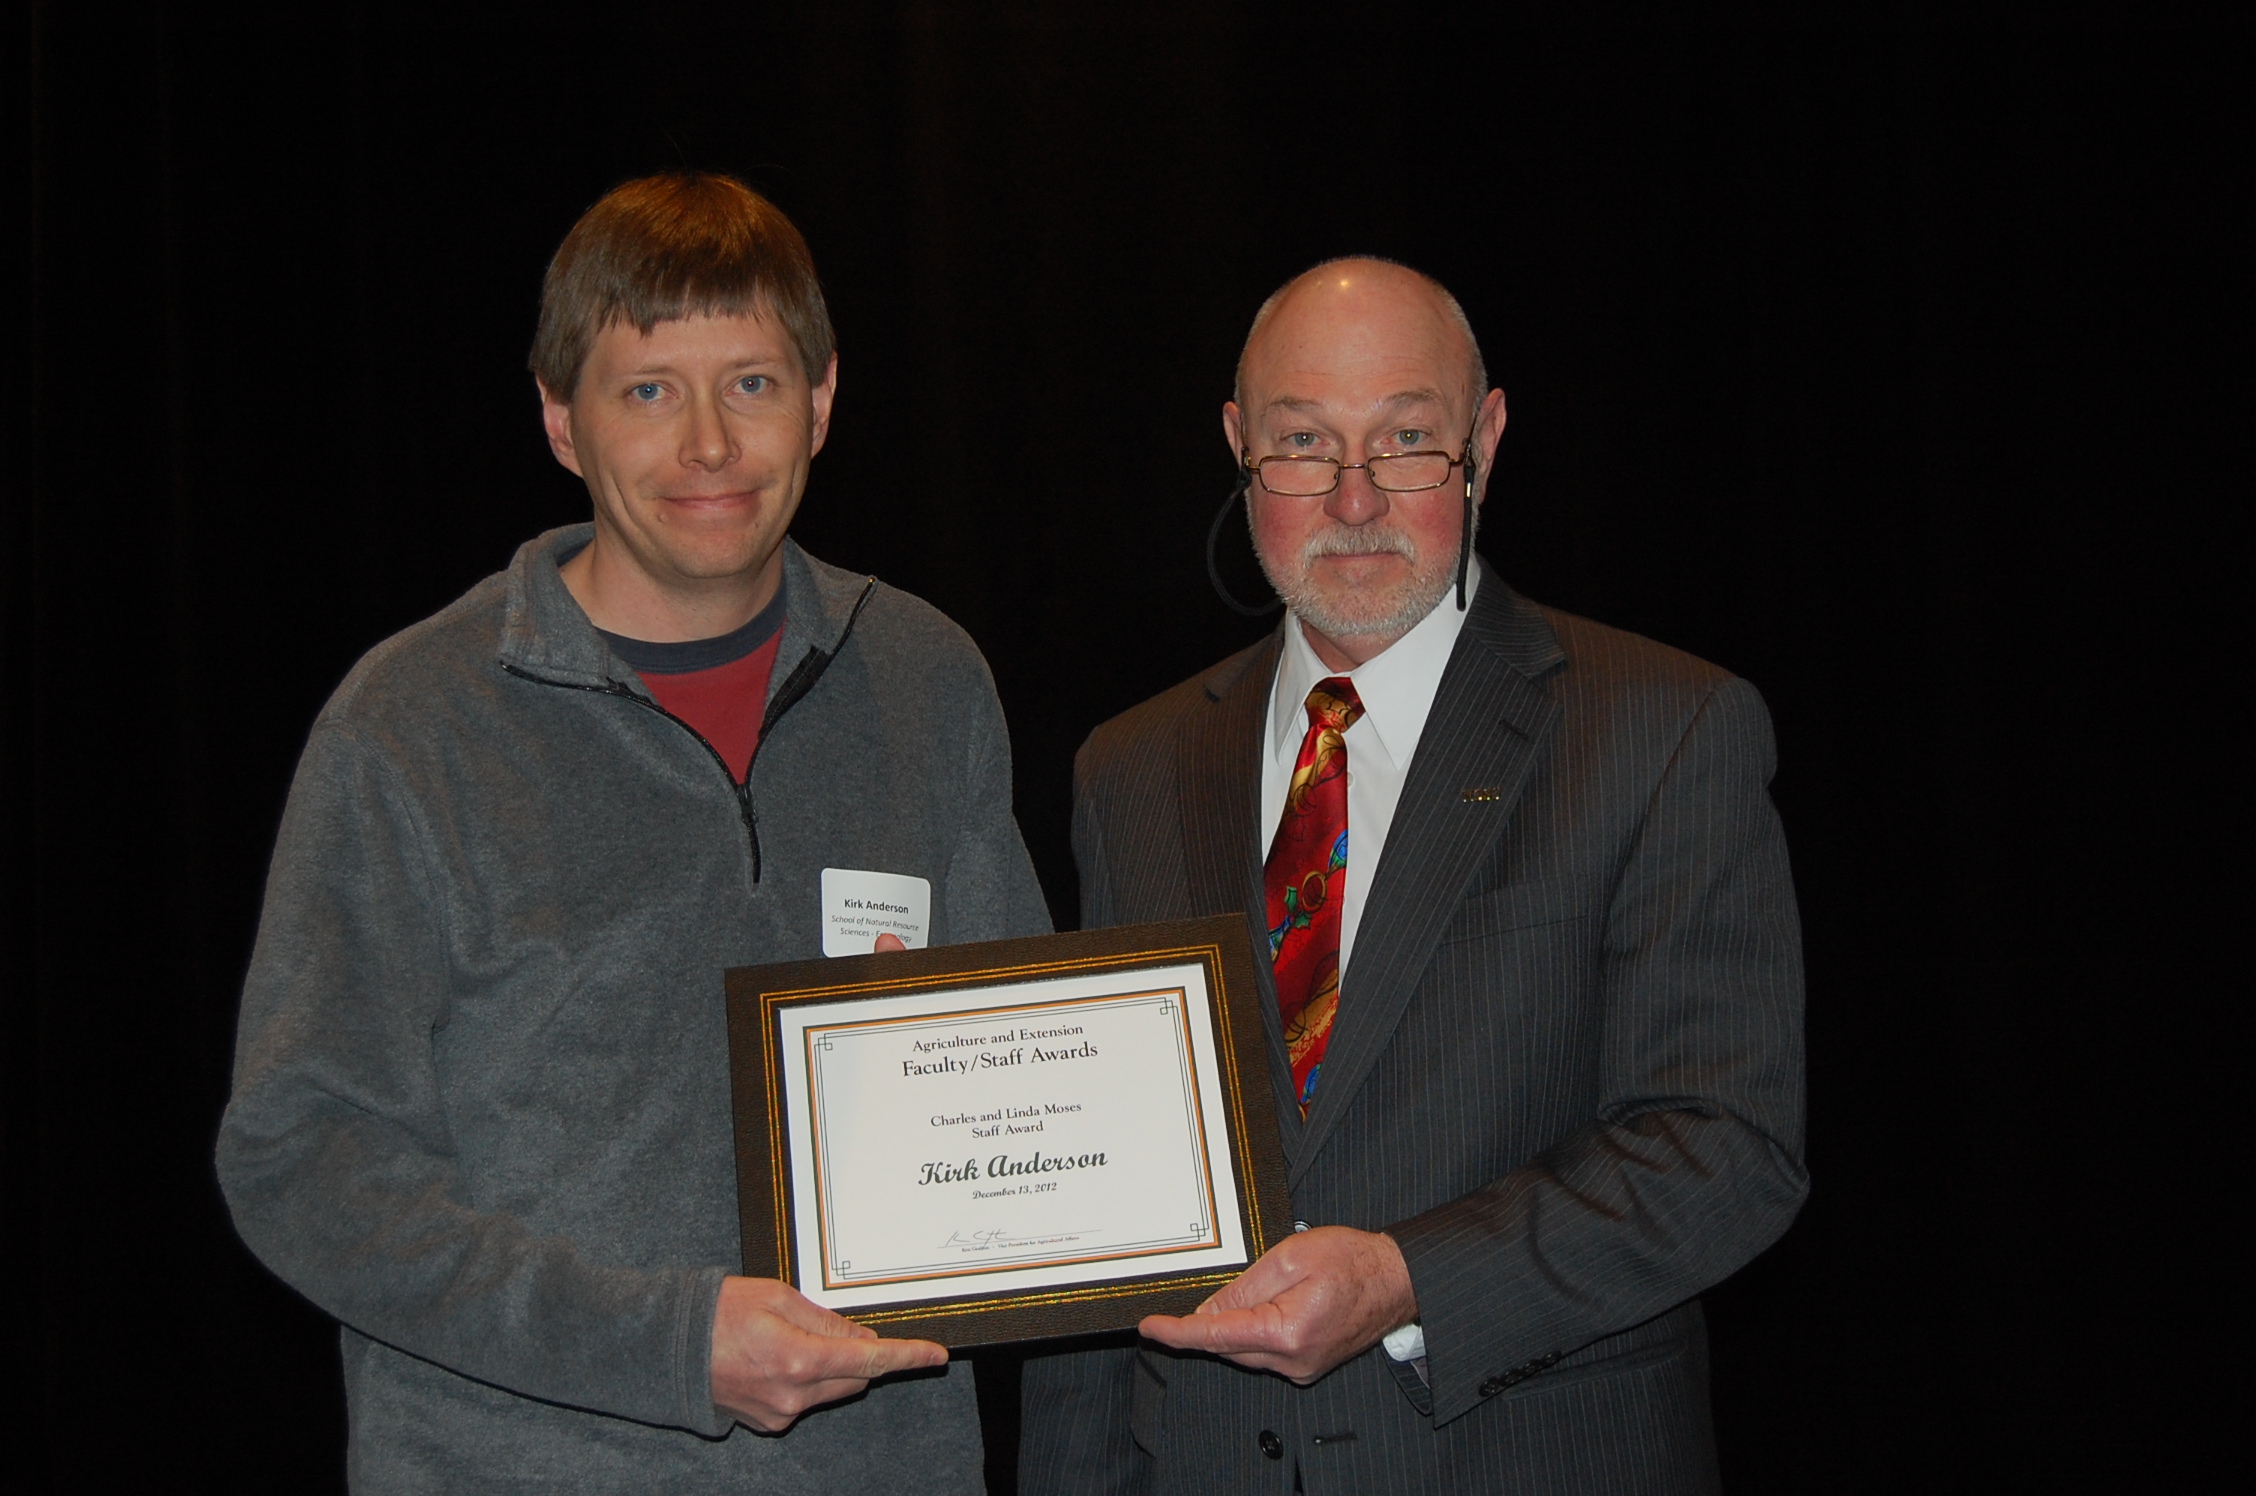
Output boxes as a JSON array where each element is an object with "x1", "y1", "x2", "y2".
[{"x1": 1243, "y1": 434, "x2": 1475, "y2": 498}]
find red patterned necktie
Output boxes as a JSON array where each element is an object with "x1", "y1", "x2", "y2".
[{"x1": 1263, "y1": 677, "x2": 1365, "y2": 1115}]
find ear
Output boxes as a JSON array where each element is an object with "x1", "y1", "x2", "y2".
[
  {"x1": 538, "y1": 379, "x2": 584, "y2": 478},
  {"x1": 807, "y1": 353, "x2": 839, "y2": 458},
  {"x1": 1222, "y1": 400, "x2": 1246, "y2": 459},
  {"x1": 1470, "y1": 388, "x2": 1507, "y2": 507}
]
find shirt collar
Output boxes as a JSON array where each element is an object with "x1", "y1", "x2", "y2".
[{"x1": 1269, "y1": 565, "x2": 1482, "y2": 769}]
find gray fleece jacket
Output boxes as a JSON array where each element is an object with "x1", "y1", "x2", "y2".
[{"x1": 217, "y1": 526, "x2": 1052, "y2": 1493}]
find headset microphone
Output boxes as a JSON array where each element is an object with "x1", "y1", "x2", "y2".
[
  {"x1": 1457, "y1": 445, "x2": 1477, "y2": 611},
  {"x1": 1206, "y1": 470, "x2": 1283, "y2": 617}
]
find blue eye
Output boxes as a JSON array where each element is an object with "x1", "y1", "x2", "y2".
[
  {"x1": 737, "y1": 375, "x2": 770, "y2": 395},
  {"x1": 1392, "y1": 429, "x2": 1429, "y2": 447},
  {"x1": 631, "y1": 383, "x2": 663, "y2": 401}
]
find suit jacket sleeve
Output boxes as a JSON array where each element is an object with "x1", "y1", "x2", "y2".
[{"x1": 1388, "y1": 674, "x2": 1808, "y2": 1425}]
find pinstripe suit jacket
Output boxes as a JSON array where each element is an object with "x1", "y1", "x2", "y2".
[{"x1": 1020, "y1": 567, "x2": 1807, "y2": 1495}]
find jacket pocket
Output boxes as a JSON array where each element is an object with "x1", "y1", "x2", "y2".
[
  {"x1": 1497, "y1": 1310, "x2": 1694, "y2": 1405},
  {"x1": 1438, "y1": 877, "x2": 1592, "y2": 943},
  {"x1": 1506, "y1": 1333, "x2": 1685, "y2": 1402}
]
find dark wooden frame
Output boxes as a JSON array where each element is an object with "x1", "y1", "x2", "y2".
[{"x1": 724, "y1": 915, "x2": 1290, "y2": 1348}]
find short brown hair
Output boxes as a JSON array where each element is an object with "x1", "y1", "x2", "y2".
[{"x1": 529, "y1": 172, "x2": 835, "y2": 399}]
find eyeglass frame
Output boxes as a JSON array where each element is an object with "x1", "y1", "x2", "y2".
[{"x1": 1238, "y1": 427, "x2": 1479, "y2": 500}]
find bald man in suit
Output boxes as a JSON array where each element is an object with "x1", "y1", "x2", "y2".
[{"x1": 1019, "y1": 259, "x2": 1807, "y2": 1495}]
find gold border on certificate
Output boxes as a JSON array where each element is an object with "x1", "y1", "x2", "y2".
[{"x1": 725, "y1": 916, "x2": 1292, "y2": 1348}]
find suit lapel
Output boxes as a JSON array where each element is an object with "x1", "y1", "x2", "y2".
[
  {"x1": 1291, "y1": 577, "x2": 1566, "y2": 1181},
  {"x1": 1174, "y1": 634, "x2": 1308, "y2": 1164}
]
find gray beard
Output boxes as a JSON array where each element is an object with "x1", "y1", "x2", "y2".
[{"x1": 1252, "y1": 511, "x2": 1471, "y2": 646}]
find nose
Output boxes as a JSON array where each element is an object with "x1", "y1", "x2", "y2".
[
  {"x1": 679, "y1": 390, "x2": 738, "y2": 471},
  {"x1": 1323, "y1": 457, "x2": 1391, "y2": 526}
]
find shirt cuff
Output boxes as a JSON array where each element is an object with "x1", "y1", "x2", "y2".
[{"x1": 1382, "y1": 1321, "x2": 1426, "y2": 1361}]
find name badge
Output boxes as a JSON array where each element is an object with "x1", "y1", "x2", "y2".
[{"x1": 820, "y1": 868, "x2": 932, "y2": 956}]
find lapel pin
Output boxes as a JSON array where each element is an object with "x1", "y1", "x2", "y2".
[{"x1": 1461, "y1": 787, "x2": 1503, "y2": 802}]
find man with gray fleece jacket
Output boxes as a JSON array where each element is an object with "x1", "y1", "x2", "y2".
[{"x1": 217, "y1": 174, "x2": 1050, "y2": 1492}]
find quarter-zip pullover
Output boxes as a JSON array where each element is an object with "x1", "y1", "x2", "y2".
[{"x1": 218, "y1": 525, "x2": 1050, "y2": 1493}]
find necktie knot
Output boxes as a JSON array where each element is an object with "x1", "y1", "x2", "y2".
[{"x1": 1305, "y1": 677, "x2": 1365, "y2": 736}]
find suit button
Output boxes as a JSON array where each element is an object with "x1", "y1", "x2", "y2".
[
  {"x1": 1478, "y1": 1376, "x2": 1505, "y2": 1397},
  {"x1": 1259, "y1": 1430, "x2": 1284, "y2": 1460}
]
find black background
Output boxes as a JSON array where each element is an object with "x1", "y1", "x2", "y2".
[{"x1": 5, "y1": 7, "x2": 2239, "y2": 1493}]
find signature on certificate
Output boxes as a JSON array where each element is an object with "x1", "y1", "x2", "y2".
[{"x1": 941, "y1": 1226, "x2": 1091, "y2": 1251}]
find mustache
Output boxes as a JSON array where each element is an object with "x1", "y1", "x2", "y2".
[{"x1": 1300, "y1": 525, "x2": 1418, "y2": 565}]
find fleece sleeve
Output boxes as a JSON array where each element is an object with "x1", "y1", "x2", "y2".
[{"x1": 214, "y1": 720, "x2": 733, "y2": 1438}]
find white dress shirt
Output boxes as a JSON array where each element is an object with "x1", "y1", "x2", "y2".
[{"x1": 1258, "y1": 566, "x2": 1480, "y2": 991}]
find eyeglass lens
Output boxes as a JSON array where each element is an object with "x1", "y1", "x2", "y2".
[{"x1": 1257, "y1": 452, "x2": 1456, "y2": 496}]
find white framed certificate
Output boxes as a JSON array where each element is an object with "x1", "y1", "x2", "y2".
[{"x1": 726, "y1": 917, "x2": 1292, "y2": 1346}]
